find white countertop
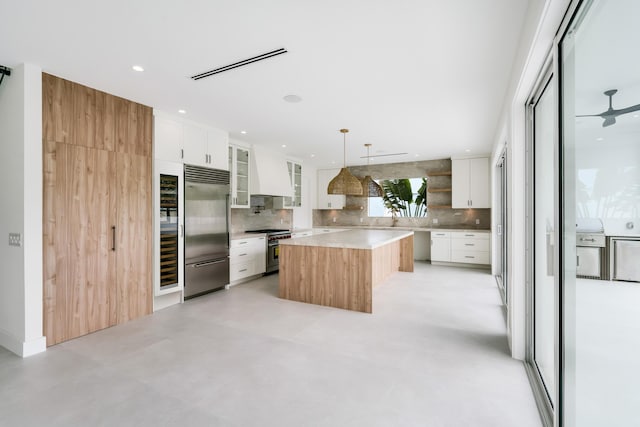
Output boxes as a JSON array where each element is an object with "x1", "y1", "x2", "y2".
[
  {"x1": 280, "y1": 229, "x2": 414, "y2": 250},
  {"x1": 311, "y1": 225, "x2": 491, "y2": 233}
]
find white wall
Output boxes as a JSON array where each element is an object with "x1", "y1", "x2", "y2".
[
  {"x1": 490, "y1": 0, "x2": 571, "y2": 360},
  {"x1": 0, "y1": 63, "x2": 46, "y2": 357}
]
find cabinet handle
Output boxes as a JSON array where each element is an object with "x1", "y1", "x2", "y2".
[
  {"x1": 465, "y1": 243, "x2": 474, "y2": 246},
  {"x1": 465, "y1": 234, "x2": 474, "y2": 237},
  {"x1": 470, "y1": 200, "x2": 473, "y2": 207},
  {"x1": 111, "y1": 226, "x2": 116, "y2": 251},
  {"x1": 238, "y1": 242, "x2": 248, "y2": 245},
  {"x1": 239, "y1": 268, "x2": 248, "y2": 273},
  {"x1": 465, "y1": 256, "x2": 475, "y2": 259},
  {"x1": 239, "y1": 253, "x2": 248, "y2": 257},
  {"x1": 180, "y1": 224, "x2": 184, "y2": 238},
  {"x1": 181, "y1": 148, "x2": 184, "y2": 159}
]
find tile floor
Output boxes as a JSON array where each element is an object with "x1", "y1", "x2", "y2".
[{"x1": 0, "y1": 263, "x2": 541, "y2": 426}]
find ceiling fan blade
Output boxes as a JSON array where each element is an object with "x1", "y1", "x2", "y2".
[
  {"x1": 602, "y1": 117, "x2": 616, "y2": 127},
  {"x1": 614, "y1": 103, "x2": 640, "y2": 117}
]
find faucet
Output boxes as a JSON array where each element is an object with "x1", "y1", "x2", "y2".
[{"x1": 391, "y1": 210, "x2": 398, "y2": 227}]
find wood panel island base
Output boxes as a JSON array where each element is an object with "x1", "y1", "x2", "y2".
[{"x1": 279, "y1": 230, "x2": 414, "y2": 313}]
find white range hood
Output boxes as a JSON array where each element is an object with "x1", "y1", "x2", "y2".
[{"x1": 250, "y1": 145, "x2": 293, "y2": 197}]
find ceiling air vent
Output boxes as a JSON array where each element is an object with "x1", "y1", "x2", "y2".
[{"x1": 191, "y1": 48, "x2": 288, "y2": 80}]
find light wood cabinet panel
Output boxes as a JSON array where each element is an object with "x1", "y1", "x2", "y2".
[
  {"x1": 67, "y1": 145, "x2": 117, "y2": 338},
  {"x1": 116, "y1": 153, "x2": 152, "y2": 323},
  {"x1": 95, "y1": 90, "x2": 116, "y2": 152},
  {"x1": 42, "y1": 73, "x2": 74, "y2": 144},
  {"x1": 43, "y1": 141, "x2": 69, "y2": 346},
  {"x1": 43, "y1": 73, "x2": 153, "y2": 346}
]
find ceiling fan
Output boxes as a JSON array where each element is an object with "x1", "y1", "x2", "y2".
[{"x1": 577, "y1": 89, "x2": 640, "y2": 127}]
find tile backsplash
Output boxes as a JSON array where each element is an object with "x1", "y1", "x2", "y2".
[{"x1": 230, "y1": 197, "x2": 292, "y2": 233}]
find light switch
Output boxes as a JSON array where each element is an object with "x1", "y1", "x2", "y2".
[
  {"x1": 432, "y1": 218, "x2": 438, "y2": 224},
  {"x1": 9, "y1": 233, "x2": 21, "y2": 247},
  {"x1": 476, "y1": 219, "x2": 480, "y2": 225}
]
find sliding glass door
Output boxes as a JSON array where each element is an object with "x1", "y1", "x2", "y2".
[
  {"x1": 527, "y1": 67, "x2": 557, "y2": 425},
  {"x1": 559, "y1": 0, "x2": 640, "y2": 425},
  {"x1": 495, "y1": 148, "x2": 508, "y2": 305}
]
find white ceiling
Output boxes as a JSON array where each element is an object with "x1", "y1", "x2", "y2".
[{"x1": 0, "y1": 0, "x2": 531, "y2": 167}]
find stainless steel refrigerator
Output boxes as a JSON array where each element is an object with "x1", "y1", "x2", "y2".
[{"x1": 184, "y1": 165, "x2": 230, "y2": 299}]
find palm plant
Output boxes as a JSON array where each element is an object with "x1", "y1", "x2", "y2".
[{"x1": 380, "y1": 178, "x2": 427, "y2": 217}]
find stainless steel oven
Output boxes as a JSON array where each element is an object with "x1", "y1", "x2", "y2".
[{"x1": 245, "y1": 229, "x2": 291, "y2": 273}]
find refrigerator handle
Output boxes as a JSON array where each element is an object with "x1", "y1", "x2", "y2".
[{"x1": 226, "y1": 194, "x2": 231, "y2": 249}]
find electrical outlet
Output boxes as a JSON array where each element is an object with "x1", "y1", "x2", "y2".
[
  {"x1": 360, "y1": 217, "x2": 363, "y2": 223},
  {"x1": 280, "y1": 218, "x2": 283, "y2": 225},
  {"x1": 476, "y1": 219, "x2": 480, "y2": 225},
  {"x1": 9, "y1": 233, "x2": 21, "y2": 247},
  {"x1": 432, "y1": 218, "x2": 438, "y2": 224},
  {"x1": 332, "y1": 217, "x2": 336, "y2": 223}
]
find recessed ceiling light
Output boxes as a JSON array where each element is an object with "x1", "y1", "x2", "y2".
[
  {"x1": 178, "y1": 109, "x2": 186, "y2": 114},
  {"x1": 240, "y1": 130, "x2": 247, "y2": 134},
  {"x1": 283, "y1": 94, "x2": 302, "y2": 103},
  {"x1": 281, "y1": 144, "x2": 287, "y2": 148},
  {"x1": 331, "y1": 161, "x2": 336, "y2": 165},
  {"x1": 414, "y1": 154, "x2": 420, "y2": 157},
  {"x1": 596, "y1": 137, "x2": 604, "y2": 141},
  {"x1": 634, "y1": 114, "x2": 640, "y2": 118},
  {"x1": 465, "y1": 149, "x2": 471, "y2": 153},
  {"x1": 132, "y1": 65, "x2": 144, "y2": 72},
  {"x1": 310, "y1": 154, "x2": 315, "y2": 158}
]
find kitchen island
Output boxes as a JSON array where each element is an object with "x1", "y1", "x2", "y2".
[{"x1": 278, "y1": 229, "x2": 414, "y2": 313}]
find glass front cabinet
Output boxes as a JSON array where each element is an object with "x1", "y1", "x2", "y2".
[
  {"x1": 154, "y1": 160, "x2": 184, "y2": 296},
  {"x1": 229, "y1": 144, "x2": 250, "y2": 208}
]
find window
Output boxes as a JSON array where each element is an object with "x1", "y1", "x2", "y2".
[{"x1": 368, "y1": 177, "x2": 427, "y2": 217}]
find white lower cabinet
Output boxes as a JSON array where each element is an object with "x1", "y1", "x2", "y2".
[
  {"x1": 450, "y1": 232, "x2": 490, "y2": 265},
  {"x1": 230, "y1": 236, "x2": 266, "y2": 281},
  {"x1": 430, "y1": 231, "x2": 451, "y2": 262}
]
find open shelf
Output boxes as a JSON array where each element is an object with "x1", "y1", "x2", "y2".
[
  {"x1": 428, "y1": 187, "x2": 452, "y2": 193},
  {"x1": 427, "y1": 171, "x2": 452, "y2": 177},
  {"x1": 427, "y1": 204, "x2": 452, "y2": 209}
]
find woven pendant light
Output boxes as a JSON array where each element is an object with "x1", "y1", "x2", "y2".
[
  {"x1": 359, "y1": 144, "x2": 383, "y2": 197},
  {"x1": 327, "y1": 129, "x2": 363, "y2": 195}
]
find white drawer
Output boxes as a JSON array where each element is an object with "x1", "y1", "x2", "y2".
[
  {"x1": 231, "y1": 236, "x2": 266, "y2": 248},
  {"x1": 451, "y1": 250, "x2": 490, "y2": 264},
  {"x1": 230, "y1": 261, "x2": 255, "y2": 281},
  {"x1": 230, "y1": 247, "x2": 256, "y2": 261},
  {"x1": 451, "y1": 238, "x2": 490, "y2": 252},
  {"x1": 431, "y1": 231, "x2": 451, "y2": 238},
  {"x1": 451, "y1": 231, "x2": 489, "y2": 239}
]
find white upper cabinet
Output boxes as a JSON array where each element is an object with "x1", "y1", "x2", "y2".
[
  {"x1": 153, "y1": 110, "x2": 229, "y2": 170},
  {"x1": 316, "y1": 168, "x2": 345, "y2": 209},
  {"x1": 229, "y1": 144, "x2": 250, "y2": 208},
  {"x1": 182, "y1": 123, "x2": 208, "y2": 166},
  {"x1": 207, "y1": 127, "x2": 229, "y2": 170},
  {"x1": 274, "y1": 160, "x2": 303, "y2": 209},
  {"x1": 452, "y1": 157, "x2": 490, "y2": 209},
  {"x1": 154, "y1": 114, "x2": 184, "y2": 163}
]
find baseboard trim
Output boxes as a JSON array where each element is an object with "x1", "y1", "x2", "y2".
[{"x1": 0, "y1": 328, "x2": 46, "y2": 357}]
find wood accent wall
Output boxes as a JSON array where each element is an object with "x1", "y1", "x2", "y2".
[
  {"x1": 279, "y1": 235, "x2": 414, "y2": 313},
  {"x1": 43, "y1": 73, "x2": 152, "y2": 346}
]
